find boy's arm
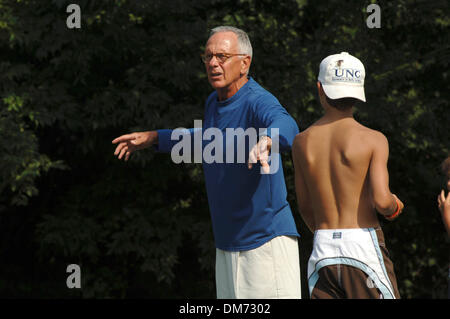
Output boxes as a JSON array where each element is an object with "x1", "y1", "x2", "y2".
[
  {"x1": 292, "y1": 135, "x2": 315, "y2": 232},
  {"x1": 369, "y1": 132, "x2": 404, "y2": 219}
]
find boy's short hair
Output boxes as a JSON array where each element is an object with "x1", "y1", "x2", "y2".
[{"x1": 325, "y1": 95, "x2": 360, "y2": 111}]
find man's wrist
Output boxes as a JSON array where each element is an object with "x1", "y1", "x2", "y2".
[
  {"x1": 151, "y1": 130, "x2": 158, "y2": 145},
  {"x1": 259, "y1": 135, "x2": 272, "y2": 145}
]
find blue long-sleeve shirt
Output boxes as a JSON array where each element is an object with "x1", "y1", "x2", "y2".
[{"x1": 156, "y1": 77, "x2": 299, "y2": 251}]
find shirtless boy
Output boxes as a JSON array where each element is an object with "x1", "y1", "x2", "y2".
[{"x1": 292, "y1": 52, "x2": 404, "y2": 299}]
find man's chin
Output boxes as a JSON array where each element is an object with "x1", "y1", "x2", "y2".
[{"x1": 208, "y1": 79, "x2": 226, "y2": 89}]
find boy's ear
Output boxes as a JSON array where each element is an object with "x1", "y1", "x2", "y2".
[{"x1": 317, "y1": 81, "x2": 324, "y2": 96}]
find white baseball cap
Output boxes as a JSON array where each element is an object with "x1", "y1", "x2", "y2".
[{"x1": 318, "y1": 52, "x2": 366, "y2": 102}]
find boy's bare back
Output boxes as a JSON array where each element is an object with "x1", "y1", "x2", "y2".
[
  {"x1": 292, "y1": 117, "x2": 395, "y2": 230},
  {"x1": 298, "y1": 52, "x2": 403, "y2": 299}
]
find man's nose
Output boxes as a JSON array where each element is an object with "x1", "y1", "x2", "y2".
[{"x1": 208, "y1": 55, "x2": 220, "y2": 67}]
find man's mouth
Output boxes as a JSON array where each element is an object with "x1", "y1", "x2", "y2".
[{"x1": 210, "y1": 72, "x2": 222, "y2": 78}]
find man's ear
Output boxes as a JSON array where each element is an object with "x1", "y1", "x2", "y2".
[{"x1": 240, "y1": 56, "x2": 251, "y2": 75}]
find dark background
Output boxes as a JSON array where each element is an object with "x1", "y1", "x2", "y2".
[{"x1": 0, "y1": 0, "x2": 448, "y2": 298}]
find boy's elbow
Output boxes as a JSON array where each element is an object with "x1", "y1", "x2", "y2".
[{"x1": 374, "y1": 194, "x2": 395, "y2": 215}]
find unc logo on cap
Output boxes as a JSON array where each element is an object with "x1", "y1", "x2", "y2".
[
  {"x1": 332, "y1": 68, "x2": 363, "y2": 83},
  {"x1": 318, "y1": 52, "x2": 366, "y2": 102}
]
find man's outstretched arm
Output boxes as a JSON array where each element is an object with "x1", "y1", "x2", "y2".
[
  {"x1": 112, "y1": 128, "x2": 200, "y2": 161},
  {"x1": 112, "y1": 131, "x2": 158, "y2": 161}
]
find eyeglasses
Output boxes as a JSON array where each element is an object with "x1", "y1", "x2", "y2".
[{"x1": 201, "y1": 53, "x2": 247, "y2": 64}]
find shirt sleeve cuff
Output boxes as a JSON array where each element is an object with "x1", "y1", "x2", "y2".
[{"x1": 153, "y1": 129, "x2": 173, "y2": 153}]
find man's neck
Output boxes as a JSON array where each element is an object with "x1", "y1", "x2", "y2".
[{"x1": 217, "y1": 76, "x2": 249, "y2": 101}]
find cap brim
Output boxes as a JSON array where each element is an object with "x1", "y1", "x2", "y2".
[{"x1": 322, "y1": 84, "x2": 366, "y2": 102}]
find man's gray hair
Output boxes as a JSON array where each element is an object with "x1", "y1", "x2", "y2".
[{"x1": 209, "y1": 26, "x2": 253, "y2": 58}]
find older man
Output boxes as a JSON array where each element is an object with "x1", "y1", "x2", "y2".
[{"x1": 112, "y1": 26, "x2": 301, "y2": 299}]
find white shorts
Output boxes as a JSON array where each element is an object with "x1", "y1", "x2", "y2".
[
  {"x1": 215, "y1": 236, "x2": 301, "y2": 299},
  {"x1": 308, "y1": 228, "x2": 399, "y2": 299}
]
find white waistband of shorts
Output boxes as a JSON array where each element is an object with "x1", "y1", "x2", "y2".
[{"x1": 313, "y1": 227, "x2": 378, "y2": 242}]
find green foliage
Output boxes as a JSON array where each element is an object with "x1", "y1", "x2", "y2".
[{"x1": 0, "y1": 0, "x2": 448, "y2": 298}]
